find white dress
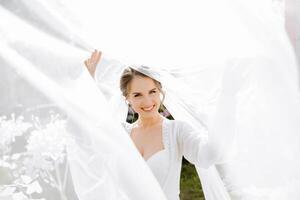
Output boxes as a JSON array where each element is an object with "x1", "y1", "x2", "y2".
[
  {"x1": 94, "y1": 55, "x2": 300, "y2": 199},
  {"x1": 123, "y1": 117, "x2": 206, "y2": 200}
]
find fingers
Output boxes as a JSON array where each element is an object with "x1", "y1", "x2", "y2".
[
  {"x1": 95, "y1": 50, "x2": 101, "y2": 63},
  {"x1": 91, "y1": 50, "x2": 97, "y2": 59},
  {"x1": 91, "y1": 49, "x2": 101, "y2": 64},
  {"x1": 84, "y1": 49, "x2": 102, "y2": 69},
  {"x1": 84, "y1": 50, "x2": 102, "y2": 78},
  {"x1": 84, "y1": 58, "x2": 93, "y2": 68},
  {"x1": 84, "y1": 58, "x2": 91, "y2": 67},
  {"x1": 88, "y1": 49, "x2": 101, "y2": 65}
]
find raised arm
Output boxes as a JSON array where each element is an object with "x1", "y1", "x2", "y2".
[
  {"x1": 84, "y1": 49, "x2": 101, "y2": 79},
  {"x1": 84, "y1": 49, "x2": 126, "y2": 101}
]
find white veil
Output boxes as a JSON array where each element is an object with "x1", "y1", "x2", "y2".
[
  {"x1": 1, "y1": 0, "x2": 300, "y2": 200},
  {"x1": 0, "y1": 2, "x2": 166, "y2": 200}
]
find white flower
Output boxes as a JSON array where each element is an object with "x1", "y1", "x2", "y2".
[
  {"x1": 25, "y1": 117, "x2": 72, "y2": 171},
  {"x1": 12, "y1": 192, "x2": 29, "y2": 200},
  {"x1": 26, "y1": 181, "x2": 42, "y2": 194},
  {"x1": 11, "y1": 154, "x2": 21, "y2": 160},
  {"x1": 1, "y1": 114, "x2": 73, "y2": 199},
  {"x1": 20, "y1": 175, "x2": 32, "y2": 185},
  {"x1": 0, "y1": 114, "x2": 32, "y2": 152},
  {"x1": 0, "y1": 159, "x2": 12, "y2": 168},
  {"x1": 0, "y1": 186, "x2": 16, "y2": 196}
]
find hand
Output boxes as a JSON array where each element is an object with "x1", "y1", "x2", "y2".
[{"x1": 84, "y1": 49, "x2": 102, "y2": 78}]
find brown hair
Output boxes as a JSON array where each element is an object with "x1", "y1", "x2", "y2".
[{"x1": 120, "y1": 67, "x2": 163, "y2": 97}]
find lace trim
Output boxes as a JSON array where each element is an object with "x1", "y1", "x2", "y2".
[
  {"x1": 162, "y1": 118, "x2": 170, "y2": 151},
  {"x1": 161, "y1": 118, "x2": 173, "y2": 190}
]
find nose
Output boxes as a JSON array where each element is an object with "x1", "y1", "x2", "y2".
[{"x1": 142, "y1": 95, "x2": 154, "y2": 106}]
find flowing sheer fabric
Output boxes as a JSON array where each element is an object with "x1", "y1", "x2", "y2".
[
  {"x1": 95, "y1": 59, "x2": 239, "y2": 199},
  {"x1": 0, "y1": 3, "x2": 166, "y2": 200},
  {"x1": 1, "y1": 0, "x2": 300, "y2": 200}
]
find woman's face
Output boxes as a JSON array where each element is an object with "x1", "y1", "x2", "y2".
[{"x1": 127, "y1": 76, "x2": 161, "y2": 118}]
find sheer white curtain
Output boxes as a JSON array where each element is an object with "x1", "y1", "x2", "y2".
[{"x1": 1, "y1": 0, "x2": 300, "y2": 200}]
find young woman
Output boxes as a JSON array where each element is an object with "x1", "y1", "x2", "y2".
[{"x1": 84, "y1": 50, "x2": 237, "y2": 200}]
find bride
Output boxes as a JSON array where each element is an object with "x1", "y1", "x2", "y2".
[
  {"x1": 82, "y1": 47, "x2": 300, "y2": 200},
  {"x1": 1, "y1": 1, "x2": 300, "y2": 199},
  {"x1": 84, "y1": 50, "x2": 239, "y2": 199}
]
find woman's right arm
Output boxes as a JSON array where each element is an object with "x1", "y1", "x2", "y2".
[
  {"x1": 84, "y1": 49, "x2": 101, "y2": 79},
  {"x1": 84, "y1": 50, "x2": 126, "y2": 101}
]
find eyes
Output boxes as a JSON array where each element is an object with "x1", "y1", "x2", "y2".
[{"x1": 133, "y1": 90, "x2": 157, "y2": 97}]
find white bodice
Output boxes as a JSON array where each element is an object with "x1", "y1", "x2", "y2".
[
  {"x1": 125, "y1": 118, "x2": 170, "y2": 190},
  {"x1": 122, "y1": 117, "x2": 207, "y2": 200},
  {"x1": 146, "y1": 149, "x2": 169, "y2": 187}
]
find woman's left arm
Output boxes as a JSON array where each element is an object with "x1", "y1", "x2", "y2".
[{"x1": 177, "y1": 64, "x2": 240, "y2": 168}]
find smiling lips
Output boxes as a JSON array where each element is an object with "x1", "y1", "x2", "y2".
[{"x1": 142, "y1": 105, "x2": 155, "y2": 112}]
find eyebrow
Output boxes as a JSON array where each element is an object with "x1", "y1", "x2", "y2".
[{"x1": 132, "y1": 88, "x2": 157, "y2": 95}]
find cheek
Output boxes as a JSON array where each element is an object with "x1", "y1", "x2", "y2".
[{"x1": 130, "y1": 99, "x2": 142, "y2": 110}]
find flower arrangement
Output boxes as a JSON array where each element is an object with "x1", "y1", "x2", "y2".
[{"x1": 0, "y1": 113, "x2": 73, "y2": 200}]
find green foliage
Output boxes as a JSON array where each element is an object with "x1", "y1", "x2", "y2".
[{"x1": 180, "y1": 158, "x2": 205, "y2": 200}]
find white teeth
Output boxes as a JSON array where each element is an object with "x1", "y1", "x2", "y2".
[{"x1": 142, "y1": 105, "x2": 154, "y2": 111}]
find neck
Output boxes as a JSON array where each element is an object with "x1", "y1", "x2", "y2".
[{"x1": 137, "y1": 114, "x2": 163, "y2": 128}]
